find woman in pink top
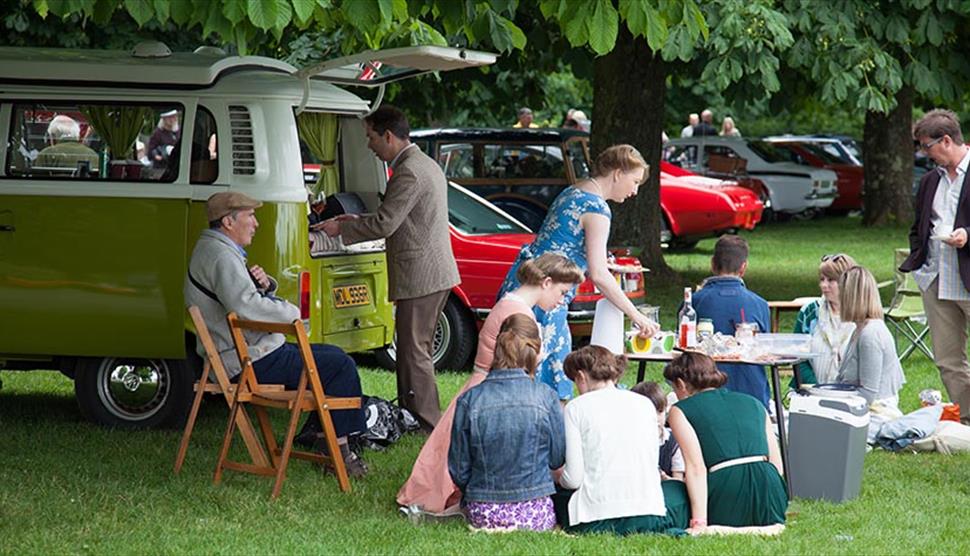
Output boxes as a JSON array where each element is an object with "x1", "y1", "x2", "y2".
[{"x1": 398, "y1": 253, "x2": 584, "y2": 518}]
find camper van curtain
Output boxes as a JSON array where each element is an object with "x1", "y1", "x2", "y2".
[
  {"x1": 80, "y1": 105, "x2": 152, "y2": 161},
  {"x1": 297, "y1": 112, "x2": 338, "y2": 199}
]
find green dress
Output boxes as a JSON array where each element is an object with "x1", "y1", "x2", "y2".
[{"x1": 675, "y1": 389, "x2": 788, "y2": 527}]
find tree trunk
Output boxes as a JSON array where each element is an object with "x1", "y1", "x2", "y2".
[
  {"x1": 862, "y1": 85, "x2": 915, "y2": 226},
  {"x1": 592, "y1": 27, "x2": 676, "y2": 280}
]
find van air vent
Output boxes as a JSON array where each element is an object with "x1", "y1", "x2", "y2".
[{"x1": 228, "y1": 105, "x2": 256, "y2": 175}]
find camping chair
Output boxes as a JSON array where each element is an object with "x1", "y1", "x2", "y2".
[
  {"x1": 173, "y1": 306, "x2": 280, "y2": 474},
  {"x1": 213, "y1": 312, "x2": 361, "y2": 498},
  {"x1": 881, "y1": 248, "x2": 934, "y2": 362}
]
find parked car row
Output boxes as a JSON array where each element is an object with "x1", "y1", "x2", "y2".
[
  {"x1": 412, "y1": 128, "x2": 764, "y2": 249},
  {"x1": 664, "y1": 136, "x2": 840, "y2": 219}
]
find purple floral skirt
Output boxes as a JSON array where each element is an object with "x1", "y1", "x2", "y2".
[{"x1": 465, "y1": 496, "x2": 556, "y2": 531}]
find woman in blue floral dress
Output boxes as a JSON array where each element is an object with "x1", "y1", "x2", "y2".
[{"x1": 497, "y1": 144, "x2": 659, "y2": 399}]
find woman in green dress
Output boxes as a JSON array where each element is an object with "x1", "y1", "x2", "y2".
[{"x1": 665, "y1": 352, "x2": 787, "y2": 531}]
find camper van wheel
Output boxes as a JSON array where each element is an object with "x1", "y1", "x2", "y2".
[
  {"x1": 374, "y1": 297, "x2": 476, "y2": 371},
  {"x1": 74, "y1": 357, "x2": 193, "y2": 429}
]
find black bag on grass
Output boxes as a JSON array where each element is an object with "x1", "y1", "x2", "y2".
[{"x1": 357, "y1": 395, "x2": 420, "y2": 451}]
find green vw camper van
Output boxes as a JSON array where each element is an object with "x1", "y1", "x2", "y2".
[{"x1": 0, "y1": 43, "x2": 494, "y2": 428}]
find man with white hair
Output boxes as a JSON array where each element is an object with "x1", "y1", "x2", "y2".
[
  {"x1": 147, "y1": 109, "x2": 181, "y2": 169},
  {"x1": 680, "y1": 113, "x2": 699, "y2": 138},
  {"x1": 35, "y1": 115, "x2": 98, "y2": 170}
]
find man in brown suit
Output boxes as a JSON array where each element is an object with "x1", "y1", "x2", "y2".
[{"x1": 316, "y1": 105, "x2": 460, "y2": 431}]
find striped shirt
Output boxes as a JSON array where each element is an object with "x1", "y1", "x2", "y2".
[{"x1": 913, "y1": 148, "x2": 970, "y2": 300}]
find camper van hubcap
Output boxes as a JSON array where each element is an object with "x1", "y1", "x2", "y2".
[
  {"x1": 99, "y1": 359, "x2": 170, "y2": 420},
  {"x1": 383, "y1": 312, "x2": 450, "y2": 365}
]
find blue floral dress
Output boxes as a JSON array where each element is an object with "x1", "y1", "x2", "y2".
[{"x1": 497, "y1": 187, "x2": 611, "y2": 399}]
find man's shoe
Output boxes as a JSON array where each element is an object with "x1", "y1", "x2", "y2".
[{"x1": 312, "y1": 437, "x2": 368, "y2": 478}]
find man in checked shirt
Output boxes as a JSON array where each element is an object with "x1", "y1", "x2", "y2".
[{"x1": 902, "y1": 109, "x2": 970, "y2": 424}]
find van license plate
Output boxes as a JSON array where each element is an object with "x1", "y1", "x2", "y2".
[{"x1": 333, "y1": 284, "x2": 370, "y2": 308}]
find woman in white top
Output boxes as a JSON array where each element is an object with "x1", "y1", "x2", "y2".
[
  {"x1": 553, "y1": 345, "x2": 689, "y2": 535},
  {"x1": 791, "y1": 253, "x2": 858, "y2": 386}
]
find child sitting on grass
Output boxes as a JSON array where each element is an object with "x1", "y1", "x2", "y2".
[
  {"x1": 448, "y1": 314, "x2": 565, "y2": 532},
  {"x1": 632, "y1": 381, "x2": 685, "y2": 481}
]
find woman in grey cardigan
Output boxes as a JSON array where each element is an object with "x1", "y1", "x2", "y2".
[{"x1": 836, "y1": 266, "x2": 906, "y2": 410}]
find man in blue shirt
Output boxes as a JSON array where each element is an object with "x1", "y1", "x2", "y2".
[{"x1": 692, "y1": 235, "x2": 771, "y2": 406}]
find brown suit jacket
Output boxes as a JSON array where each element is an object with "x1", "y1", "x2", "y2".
[
  {"x1": 341, "y1": 145, "x2": 460, "y2": 300},
  {"x1": 899, "y1": 166, "x2": 970, "y2": 292}
]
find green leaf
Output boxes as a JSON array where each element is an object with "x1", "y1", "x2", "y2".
[
  {"x1": 435, "y1": 0, "x2": 464, "y2": 35},
  {"x1": 539, "y1": 0, "x2": 561, "y2": 19},
  {"x1": 619, "y1": 0, "x2": 647, "y2": 37},
  {"x1": 91, "y1": 0, "x2": 116, "y2": 24},
  {"x1": 502, "y1": 15, "x2": 527, "y2": 50},
  {"x1": 562, "y1": 0, "x2": 591, "y2": 47},
  {"x1": 247, "y1": 0, "x2": 278, "y2": 30},
  {"x1": 644, "y1": 5, "x2": 668, "y2": 52},
  {"x1": 391, "y1": 0, "x2": 408, "y2": 21},
  {"x1": 151, "y1": 0, "x2": 169, "y2": 21},
  {"x1": 413, "y1": 20, "x2": 448, "y2": 46},
  {"x1": 274, "y1": 0, "x2": 292, "y2": 31},
  {"x1": 884, "y1": 15, "x2": 908, "y2": 43},
  {"x1": 170, "y1": 0, "x2": 191, "y2": 24},
  {"x1": 203, "y1": 2, "x2": 232, "y2": 40},
  {"x1": 588, "y1": 0, "x2": 618, "y2": 55},
  {"x1": 292, "y1": 0, "x2": 315, "y2": 24},
  {"x1": 33, "y1": 0, "x2": 49, "y2": 18},
  {"x1": 486, "y1": 11, "x2": 513, "y2": 52},
  {"x1": 124, "y1": 0, "x2": 154, "y2": 25},
  {"x1": 925, "y1": 12, "x2": 943, "y2": 45},
  {"x1": 222, "y1": 0, "x2": 246, "y2": 24},
  {"x1": 342, "y1": 0, "x2": 381, "y2": 32},
  {"x1": 377, "y1": 0, "x2": 394, "y2": 25}
]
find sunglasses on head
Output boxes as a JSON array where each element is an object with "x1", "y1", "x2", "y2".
[{"x1": 821, "y1": 253, "x2": 847, "y2": 263}]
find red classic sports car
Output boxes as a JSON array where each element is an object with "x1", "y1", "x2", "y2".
[{"x1": 411, "y1": 128, "x2": 764, "y2": 249}]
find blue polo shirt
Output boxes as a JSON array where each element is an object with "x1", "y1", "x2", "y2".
[{"x1": 690, "y1": 276, "x2": 771, "y2": 407}]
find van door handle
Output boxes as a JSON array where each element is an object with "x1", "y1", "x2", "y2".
[{"x1": 0, "y1": 225, "x2": 14, "y2": 232}]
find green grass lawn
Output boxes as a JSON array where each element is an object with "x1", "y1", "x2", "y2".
[{"x1": 3, "y1": 215, "x2": 970, "y2": 554}]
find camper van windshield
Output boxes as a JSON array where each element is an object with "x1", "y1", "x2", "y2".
[{"x1": 5, "y1": 103, "x2": 184, "y2": 182}]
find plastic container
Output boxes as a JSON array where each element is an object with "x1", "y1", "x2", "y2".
[
  {"x1": 754, "y1": 333, "x2": 813, "y2": 358},
  {"x1": 788, "y1": 386, "x2": 869, "y2": 502}
]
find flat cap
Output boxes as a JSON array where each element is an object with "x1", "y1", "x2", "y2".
[{"x1": 206, "y1": 191, "x2": 262, "y2": 222}]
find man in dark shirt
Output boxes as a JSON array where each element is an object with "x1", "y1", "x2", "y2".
[
  {"x1": 147, "y1": 109, "x2": 180, "y2": 169},
  {"x1": 692, "y1": 109, "x2": 718, "y2": 137}
]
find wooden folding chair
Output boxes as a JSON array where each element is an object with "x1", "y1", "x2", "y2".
[
  {"x1": 213, "y1": 312, "x2": 361, "y2": 498},
  {"x1": 174, "y1": 306, "x2": 282, "y2": 474}
]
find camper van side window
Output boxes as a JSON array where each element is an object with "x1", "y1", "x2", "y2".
[
  {"x1": 5, "y1": 102, "x2": 184, "y2": 182},
  {"x1": 190, "y1": 106, "x2": 218, "y2": 184}
]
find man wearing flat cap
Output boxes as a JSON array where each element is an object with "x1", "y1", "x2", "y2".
[{"x1": 185, "y1": 191, "x2": 368, "y2": 476}]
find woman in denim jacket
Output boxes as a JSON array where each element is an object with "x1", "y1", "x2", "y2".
[{"x1": 448, "y1": 314, "x2": 566, "y2": 531}]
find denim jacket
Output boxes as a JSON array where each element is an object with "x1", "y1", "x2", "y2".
[{"x1": 448, "y1": 368, "x2": 566, "y2": 503}]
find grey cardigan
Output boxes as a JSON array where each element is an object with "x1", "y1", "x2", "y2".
[
  {"x1": 184, "y1": 229, "x2": 299, "y2": 377},
  {"x1": 836, "y1": 319, "x2": 906, "y2": 404}
]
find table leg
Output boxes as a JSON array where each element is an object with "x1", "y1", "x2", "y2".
[
  {"x1": 636, "y1": 360, "x2": 647, "y2": 384},
  {"x1": 770, "y1": 364, "x2": 792, "y2": 500}
]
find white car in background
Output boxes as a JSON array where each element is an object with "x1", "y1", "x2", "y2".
[{"x1": 664, "y1": 136, "x2": 838, "y2": 218}]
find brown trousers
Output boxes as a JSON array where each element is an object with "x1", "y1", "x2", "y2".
[
  {"x1": 922, "y1": 279, "x2": 970, "y2": 424},
  {"x1": 395, "y1": 289, "x2": 449, "y2": 430}
]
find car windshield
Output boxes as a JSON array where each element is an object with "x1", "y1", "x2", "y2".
[
  {"x1": 798, "y1": 142, "x2": 848, "y2": 164},
  {"x1": 447, "y1": 183, "x2": 530, "y2": 234},
  {"x1": 746, "y1": 140, "x2": 792, "y2": 163}
]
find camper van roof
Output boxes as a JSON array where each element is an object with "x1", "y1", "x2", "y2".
[{"x1": 0, "y1": 46, "x2": 297, "y2": 88}]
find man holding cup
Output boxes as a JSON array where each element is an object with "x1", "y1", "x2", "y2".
[{"x1": 901, "y1": 109, "x2": 970, "y2": 425}]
